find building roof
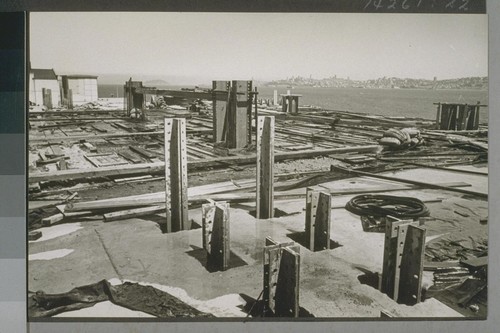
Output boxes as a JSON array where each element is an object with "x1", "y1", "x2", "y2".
[
  {"x1": 62, "y1": 74, "x2": 98, "y2": 79},
  {"x1": 31, "y1": 68, "x2": 57, "y2": 80}
]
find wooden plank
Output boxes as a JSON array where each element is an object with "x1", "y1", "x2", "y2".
[
  {"x1": 29, "y1": 145, "x2": 380, "y2": 183},
  {"x1": 330, "y1": 165, "x2": 488, "y2": 199},
  {"x1": 398, "y1": 225, "x2": 426, "y2": 305},
  {"x1": 30, "y1": 129, "x2": 211, "y2": 144},
  {"x1": 28, "y1": 231, "x2": 42, "y2": 241},
  {"x1": 114, "y1": 175, "x2": 153, "y2": 183},
  {"x1": 91, "y1": 123, "x2": 108, "y2": 133},
  {"x1": 129, "y1": 146, "x2": 156, "y2": 159},
  {"x1": 41, "y1": 213, "x2": 64, "y2": 226},
  {"x1": 49, "y1": 145, "x2": 64, "y2": 157},
  {"x1": 435, "y1": 103, "x2": 441, "y2": 129},
  {"x1": 38, "y1": 151, "x2": 48, "y2": 161},
  {"x1": 103, "y1": 205, "x2": 165, "y2": 222},
  {"x1": 82, "y1": 142, "x2": 97, "y2": 152},
  {"x1": 118, "y1": 150, "x2": 143, "y2": 164},
  {"x1": 135, "y1": 87, "x2": 216, "y2": 100},
  {"x1": 460, "y1": 256, "x2": 488, "y2": 269},
  {"x1": 36, "y1": 156, "x2": 67, "y2": 166},
  {"x1": 256, "y1": 116, "x2": 275, "y2": 219},
  {"x1": 380, "y1": 310, "x2": 394, "y2": 318}
]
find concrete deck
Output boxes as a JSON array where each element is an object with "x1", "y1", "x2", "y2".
[{"x1": 28, "y1": 167, "x2": 487, "y2": 318}]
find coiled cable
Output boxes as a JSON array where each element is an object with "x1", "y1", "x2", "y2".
[{"x1": 345, "y1": 194, "x2": 430, "y2": 219}]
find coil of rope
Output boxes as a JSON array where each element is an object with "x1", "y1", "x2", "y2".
[{"x1": 345, "y1": 194, "x2": 430, "y2": 219}]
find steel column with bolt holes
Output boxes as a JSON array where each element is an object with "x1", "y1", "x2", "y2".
[
  {"x1": 381, "y1": 217, "x2": 426, "y2": 305},
  {"x1": 226, "y1": 80, "x2": 252, "y2": 148},
  {"x1": 163, "y1": 118, "x2": 189, "y2": 233},
  {"x1": 256, "y1": 116, "x2": 275, "y2": 219},
  {"x1": 398, "y1": 224, "x2": 426, "y2": 305},
  {"x1": 212, "y1": 81, "x2": 231, "y2": 143},
  {"x1": 305, "y1": 188, "x2": 331, "y2": 251},
  {"x1": 202, "y1": 201, "x2": 230, "y2": 271},
  {"x1": 263, "y1": 237, "x2": 300, "y2": 317}
]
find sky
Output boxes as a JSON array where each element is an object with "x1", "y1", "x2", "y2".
[{"x1": 30, "y1": 12, "x2": 488, "y2": 84}]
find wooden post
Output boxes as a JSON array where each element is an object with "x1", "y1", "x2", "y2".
[
  {"x1": 290, "y1": 96, "x2": 297, "y2": 113},
  {"x1": 473, "y1": 102, "x2": 481, "y2": 130},
  {"x1": 305, "y1": 188, "x2": 331, "y2": 251},
  {"x1": 256, "y1": 116, "x2": 274, "y2": 219},
  {"x1": 202, "y1": 202, "x2": 230, "y2": 271},
  {"x1": 435, "y1": 102, "x2": 441, "y2": 129},
  {"x1": 457, "y1": 104, "x2": 467, "y2": 130},
  {"x1": 212, "y1": 81, "x2": 230, "y2": 143},
  {"x1": 263, "y1": 237, "x2": 300, "y2": 317},
  {"x1": 381, "y1": 217, "x2": 425, "y2": 304},
  {"x1": 68, "y1": 89, "x2": 73, "y2": 110},
  {"x1": 163, "y1": 118, "x2": 189, "y2": 233},
  {"x1": 125, "y1": 79, "x2": 133, "y2": 116}
]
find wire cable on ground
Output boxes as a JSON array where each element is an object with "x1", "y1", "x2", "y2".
[{"x1": 345, "y1": 194, "x2": 430, "y2": 219}]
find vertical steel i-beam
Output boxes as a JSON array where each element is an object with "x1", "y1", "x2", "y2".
[
  {"x1": 381, "y1": 217, "x2": 425, "y2": 305},
  {"x1": 398, "y1": 225, "x2": 426, "y2": 305},
  {"x1": 381, "y1": 217, "x2": 410, "y2": 298},
  {"x1": 256, "y1": 116, "x2": 275, "y2": 219},
  {"x1": 263, "y1": 237, "x2": 300, "y2": 317},
  {"x1": 305, "y1": 188, "x2": 331, "y2": 251},
  {"x1": 227, "y1": 80, "x2": 252, "y2": 148},
  {"x1": 212, "y1": 81, "x2": 231, "y2": 143},
  {"x1": 202, "y1": 202, "x2": 230, "y2": 271},
  {"x1": 164, "y1": 118, "x2": 189, "y2": 233}
]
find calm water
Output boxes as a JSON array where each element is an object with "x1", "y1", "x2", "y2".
[{"x1": 99, "y1": 84, "x2": 488, "y2": 123}]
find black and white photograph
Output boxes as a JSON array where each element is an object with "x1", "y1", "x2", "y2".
[{"x1": 27, "y1": 11, "x2": 488, "y2": 320}]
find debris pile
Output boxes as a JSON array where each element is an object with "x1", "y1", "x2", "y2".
[{"x1": 379, "y1": 127, "x2": 424, "y2": 150}]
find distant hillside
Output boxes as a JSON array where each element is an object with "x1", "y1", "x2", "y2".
[
  {"x1": 266, "y1": 76, "x2": 488, "y2": 90},
  {"x1": 144, "y1": 79, "x2": 169, "y2": 86}
]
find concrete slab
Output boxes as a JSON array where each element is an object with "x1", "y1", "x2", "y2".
[{"x1": 29, "y1": 169, "x2": 484, "y2": 318}]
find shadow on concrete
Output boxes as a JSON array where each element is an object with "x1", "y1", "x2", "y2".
[
  {"x1": 354, "y1": 266, "x2": 380, "y2": 290},
  {"x1": 185, "y1": 245, "x2": 248, "y2": 273},
  {"x1": 248, "y1": 208, "x2": 301, "y2": 219},
  {"x1": 286, "y1": 231, "x2": 342, "y2": 251},
  {"x1": 149, "y1": 217, "x2": 201, "y2": 233},
  {"x1": 238, "y1": 293, "x2": 315, "y2": 318}
]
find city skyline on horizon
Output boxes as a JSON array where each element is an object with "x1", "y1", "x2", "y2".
[{"x1": 30, "y1": 12, "x2": 488, "y2": 84}]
